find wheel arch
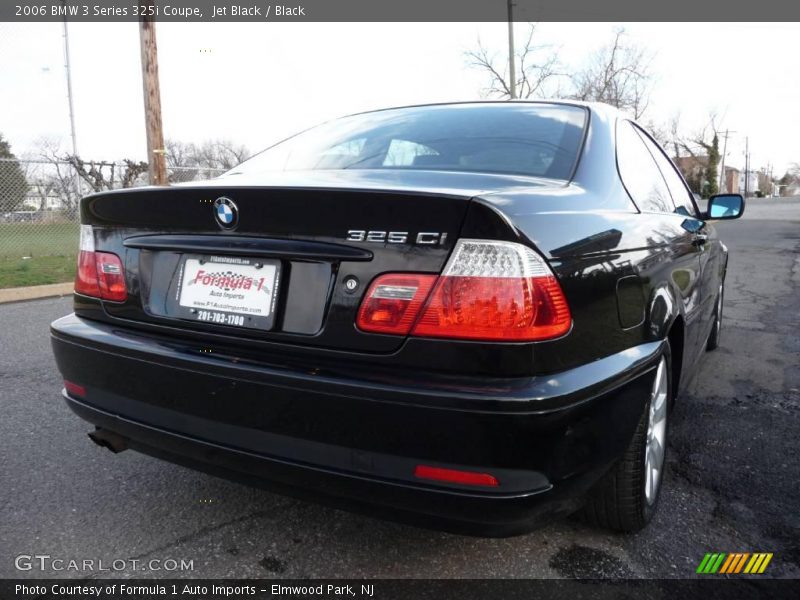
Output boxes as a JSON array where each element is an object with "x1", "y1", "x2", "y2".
[{"x1": 666, "y1": 315, "x2": 684, "y2": 401}]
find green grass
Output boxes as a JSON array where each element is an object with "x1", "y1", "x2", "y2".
[
  {"x1": 0, "y1": 222, "x2": 79, "y2": 288},
  {"x1": 0, "y1": 255, "x2": 76, "y2": 288}
]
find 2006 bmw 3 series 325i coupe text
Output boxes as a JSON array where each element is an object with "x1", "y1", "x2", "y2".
[{"x1": 51, "y1": 102, "x2": 743, "y2": 536}]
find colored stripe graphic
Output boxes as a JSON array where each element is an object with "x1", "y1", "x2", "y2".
[
  {"x1": 719, "y1": 554, "x2": 736, "y2": 574},
  {"x1": 697, "y1": 554, "x2": 712, "y2": 574},
  {"x1": 745, "y1": 554, "x2": 760, "y2": 573},
  {"x1": 697, "y1": 552, "x2": 772, "y2": 574},
  {"x1": 744, "y1": 553, "x2": 774, "y2": 574},
  {"x1": 711, "y1": 553, "x2": 726, "y2": 573},
  {"x1": 758, "y1": 553, "x2": 773, "y2": 573},
  {"x1": 733, "y1": 553, "x2": 750, "y2": 573},
  {"x1": 698, "y1": 553, "x2": 727, "y2": 574}
]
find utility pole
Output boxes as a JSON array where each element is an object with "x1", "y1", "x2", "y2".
[
  {"x1": 743, "y1": 136, "x2": 749, "y2": 198},
  {"x1": 718, "y1": 129, "x2": 732, "y2": 192},
  {"x1": 61, "y1": 3, "x2": 81, "y2": 199},
  {"x1": 507, "y1": 0, "x2": 516, "y2": 99},
  {"x1": 139, "y1": 1, "x2": 167, "y2": 185}
]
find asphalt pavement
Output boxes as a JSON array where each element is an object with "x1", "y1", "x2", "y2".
[{"x1": 1, "y1": 197, "x2": 798, "y2": 579}]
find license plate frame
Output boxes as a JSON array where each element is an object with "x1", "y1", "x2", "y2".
[{"x1": 171, "y1": 254, "x2": 281, "y2": 330}]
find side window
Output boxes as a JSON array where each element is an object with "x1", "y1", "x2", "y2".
[
  {"x1": 634, "y1": 127, "x2": 697, "y2": 216},
  {"x1": 616, "y1": 121, "x2": 674, "y2": 213},
  {"x1": 382, "y1": 140, "x2": 438, "y2": 167}
]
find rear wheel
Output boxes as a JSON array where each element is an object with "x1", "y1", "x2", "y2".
[
  {"x1": 580, "y1": 342, "x2": 671, "y2": 532},
  {"x1": 706, "y1": 281, "x2": 724, "y2": 351}
]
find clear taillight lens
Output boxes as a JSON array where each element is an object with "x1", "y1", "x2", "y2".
[{"x1": 74, "y1": 225, "x2": 127, "y2": 302}]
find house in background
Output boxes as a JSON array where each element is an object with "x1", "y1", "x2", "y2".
[
  {"x1": 724, "y1": 167, "x2": 740, "y2": 194},
  {"x1": 673, "y1": 155, "x2": 709, "y2": 194},
  {"x1": 673, "y1": 156, "x2": 753, "y2": 196},
  {"x1": 22, "y1": 184, "x2": 66, "y2": 211},
  {"x1": 739, "y1": 171, "x2": 760, "y2": 196}
]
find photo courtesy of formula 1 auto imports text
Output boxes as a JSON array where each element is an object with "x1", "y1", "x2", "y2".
[{"x1": 0, "y1": 1, "x2": 798, "y2": 599}]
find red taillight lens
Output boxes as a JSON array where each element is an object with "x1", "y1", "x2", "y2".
[
  {"x1": 75, "y1": 251, "x2": 127, "y2": 302},
  {"x1": 75, "y1": 249, "x2": 100, "y2": 297},
  {"x1": 74, "y1": 226, "x2": 127, "y2": 302},
  {"x1": 413, "y1": 239, "x2": 571, "y2": 341},
  {"x1": 414, "y1": 465, "x2": 499, "y2": 487},
  {"x1": 356, "y1": 274, "x2": 437, "y2": 335},
  {"x1": 95, "y1": 252, "x2": 127, "y2": 302},
  {"x1": 355, "y1": 240, "x2": 571, "y2": 342},
  {"x1": 412, "y1": 274, "x2": 571, "y2": 341}
]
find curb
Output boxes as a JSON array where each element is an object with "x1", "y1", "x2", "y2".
[{"x1": 0, "y1": 282, "x2": 74, "y2": 304}]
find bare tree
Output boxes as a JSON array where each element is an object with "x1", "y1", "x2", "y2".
[
  {"x1": 31, "y1": 137, "x2": 149, "y2": 201},
  {"x1": 24, "y1": 139, "x2": 80, "y2": 213},
  {"x1": 570, "y1": 28, "x2": 653, "y2": 119},
  {"x1": 641, "y1": 113, "x2": 685, "y2": 162},
  {"x1": 679, "y1": 112, "x2": 721, "y2": 158},
  {"x1": 673, "y1": 113, "x2": 724, "y2": 196},
  {"x1": 166, "y1": 139, "x2": 250, "y2": 170},
  {"x1": 20, "y1": 162, "x2": 57, "y2": 211},
  {"x1": 165, "y1": 138, "x2": 251, "y2": 183},
  {"x1": 196, "y1": 139, "x2": 250, "y2": 170},
  {"x1": 757, "y1": 169, "x2": 773, "y2": 197},
  {"x1": 465, "y1": 24, "x2": 561, "y2": 99},
  {"x1": 62, "y1": 156, "x2": 149, "y2": 192}
]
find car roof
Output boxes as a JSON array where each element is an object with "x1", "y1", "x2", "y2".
[{"x1": 341, "y1": 99, "x2": 627, "y2": 121}]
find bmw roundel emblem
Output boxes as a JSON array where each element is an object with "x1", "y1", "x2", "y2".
[{"x1": 213, "y1": 197, "x2": 238, "y2": 229}]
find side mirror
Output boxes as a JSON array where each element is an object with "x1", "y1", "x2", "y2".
[{"x1": 706, "y1": 194, "x2": 745, "y2": 220}]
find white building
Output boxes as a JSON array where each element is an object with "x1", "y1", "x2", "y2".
[
  {"x1": 738, "y1": 171, "x2": 759, "y2": 196},
  {"x1": 22, "y1": 185, "x2": 66, "y2": 211}
]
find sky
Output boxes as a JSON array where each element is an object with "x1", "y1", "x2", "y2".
[{"x1": 1, "y1": 21, "x2": 798, "y2": 174}]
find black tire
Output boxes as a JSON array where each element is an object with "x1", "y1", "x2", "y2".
[
  {"x1": 706, "y1": 281, "x2": 724, "y2": 351},
  {"x1": 579, "y1": 341, "x2": 672, "y2": 532}
]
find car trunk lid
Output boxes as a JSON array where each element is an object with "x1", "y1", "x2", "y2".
[{"x1": 81, "y1": 170, "x2": 553, "y2": 353}]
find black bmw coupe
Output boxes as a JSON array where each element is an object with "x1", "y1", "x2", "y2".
[{"x1": 51, "y1": 102, "x2": 743, "y2": 536}]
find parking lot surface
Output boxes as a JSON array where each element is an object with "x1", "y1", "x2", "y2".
[{"x1": 1, "y1": 198, "x2": 798, "y2": 579}]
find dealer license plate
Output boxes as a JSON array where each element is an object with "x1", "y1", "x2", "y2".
[{"x1": 175, "y1": 256, "x2": 281, "y2": 329}]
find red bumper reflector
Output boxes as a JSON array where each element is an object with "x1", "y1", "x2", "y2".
[
  {"x1": 64, "y1": 380, "x2": 86, "y2": 398},
  {"x1": 414, "y1": 465, "x2": 499, "y2": 487}
]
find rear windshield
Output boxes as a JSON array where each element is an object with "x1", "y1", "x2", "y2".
[{"x1": 227, "y1": 103, "x2": 587, "y2": 180}]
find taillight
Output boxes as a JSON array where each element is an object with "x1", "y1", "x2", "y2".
[
  {"x1": 356, "y1": 274, "x2": 437, "y2": 335},
  {"x1": 74, "y1": 225, "x2": 128, "y2": 302},
  {"x1": 413, "y1": 239, "x2": 571, "y2": 341},
  {"x1": 355, "y1": 239, "x2": 571, "y2": 342}
]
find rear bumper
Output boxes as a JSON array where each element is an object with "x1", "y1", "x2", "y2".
[{"x1": 51, "y1": 314, "x2": 662, "y2": 536}]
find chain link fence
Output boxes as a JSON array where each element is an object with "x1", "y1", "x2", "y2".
[{"x1": 0, "y1": 158, "x2": 225, "y2": 289}]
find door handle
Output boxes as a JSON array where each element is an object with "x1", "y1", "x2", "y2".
[{"x1": 692, "y1": 233, "x2": 708, "y2": 247}]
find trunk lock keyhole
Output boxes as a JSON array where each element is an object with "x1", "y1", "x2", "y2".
[{"x1": 344, "y1": 276, "x2": 359, "y2": 293}]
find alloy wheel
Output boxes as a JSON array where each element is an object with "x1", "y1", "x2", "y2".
[
  {"x1": 644, "y1": 356, "x2": 668, "y2": 505},
  {"x1": 714, "y1": 284, "x2": 723, "y2": 346}
]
